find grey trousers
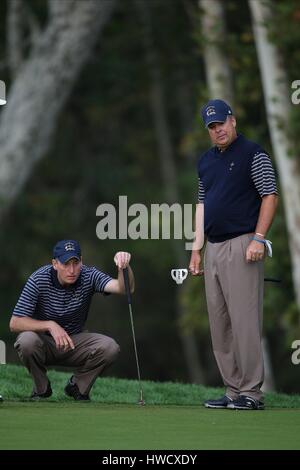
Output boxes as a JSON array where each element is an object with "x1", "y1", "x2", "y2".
[
  {"x1": 204, "y1": 233, "x2": 264, "y2": 401},
  {"x1": 14, "y1": 331, "x2": 120, "y2": 395}
]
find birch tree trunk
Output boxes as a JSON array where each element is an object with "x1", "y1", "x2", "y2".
[
  {"x1": 136, "y1": 0, "x2": 205, "y2": 384},
  {"x1": 249, "y1": 0, "x2": 300, "y2": 311},
  {"x1": 199, "y1": 0, "x2": 234, "y2": 104},
  {"x1": 0, "y1": 0, "x2": 116, "y2": 219}
]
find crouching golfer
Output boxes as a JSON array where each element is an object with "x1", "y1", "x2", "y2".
[{"x1": 10, "y1": 240, "x2": 134, "y2": 401}]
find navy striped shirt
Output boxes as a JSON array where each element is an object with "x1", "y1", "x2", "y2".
[
  {"x1": 197, "y1": 134, "x2": 278, "y2": 242},
  {"x1": 12, "y1": 265, "x2": 112, "y2": 335}
]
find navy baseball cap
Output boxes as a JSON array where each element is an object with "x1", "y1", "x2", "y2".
[
  {"x1": 53, "y1": 240, "x2": 81, "y2": 263},
  {"x1": 201, "y1": 99, "x2": 233, "y2": 128}
]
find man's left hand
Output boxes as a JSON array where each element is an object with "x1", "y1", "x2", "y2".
[
  {"x1": 246, "y1": 240, "x2": 265, "y2": 263},
  {"x1": 114, "y1": 251, "x2": 131, "y2": 269}
]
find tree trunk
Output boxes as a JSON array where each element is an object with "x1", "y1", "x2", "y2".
[
  {"x1": 261, "y1": 337, "x2": 275, "y2": 392},
  {"x1": 199, "y1": 0, "x2": 234, "y2": 104},
  {"x1": 0, "y1": 0, "x2": 116, "y2": 219},
  {"x1": 249, "y1": 0, "x2": 300, "y2": 312},
  {"x1": 136, "y1": 0, "x2": 205, "y2": 384},
  {"x1": 174, "y1": 67, "x2": 197, "y2": 165}
]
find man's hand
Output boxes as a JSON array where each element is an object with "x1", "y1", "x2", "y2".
[
  {"x1": 189, "y1": 251, "x2": 204, "y2": 276},
  {"x1": 47, "y1": 321, "x2": 75, "y2": 351},
  {"x1": 104, "y1": 252, "x2": 134, "y2": 294},
  {"x1": 114, "y1": 251, "x2": 131, "y2": 269},
  {"x1": 246, "y1": 240, "x2": 265, "y2": 263}
]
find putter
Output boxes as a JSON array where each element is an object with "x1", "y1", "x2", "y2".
[
  {"x1": 171, "y1": 269, "x2": 281, "y2": 284},
  {"x1": 123, "y1": 267, "x2": 145, "y2": 406}
]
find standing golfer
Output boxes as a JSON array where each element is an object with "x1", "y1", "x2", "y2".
[
  {"x1": 10, "y1": 240, "x2": 134, "y2": 401},
  {"x1": 189, "y1": 99, "x2": 278, "y2": 410}
]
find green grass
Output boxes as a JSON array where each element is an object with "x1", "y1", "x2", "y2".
[
  {"x1": 1, "y1": 364, "x2": 300, "y2": 407},
  {"x1": 1, "y1": 364, "x2": 300, "y2": 450},
  {"x1": 1, "y1": 402, "x2": 300, "y2": 450}
]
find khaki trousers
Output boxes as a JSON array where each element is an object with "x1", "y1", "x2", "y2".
[
  {"x1": 204, "y1": 234, "x2": 264, "y2": 401},
  {"x1": 14, "y1": 331, "x2": 120, "y2": 395}
]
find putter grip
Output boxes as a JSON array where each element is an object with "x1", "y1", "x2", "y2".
[{"x1": 123, "y1": 267, "x2": 132, "y2": 304}]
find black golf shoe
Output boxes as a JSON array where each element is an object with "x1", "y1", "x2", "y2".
[
  {"x1": 30, "y1": 380, "x2": 52, "y2": 400},
  {"x1": 227, "y1": 395, "x2": 265, "y2": 410},
  {"x1": 204, "y1": 395, "x2": 234, "y2": 409},
  {"x1": 64, "y1": 376, "x2": 90, "y2": 401}
]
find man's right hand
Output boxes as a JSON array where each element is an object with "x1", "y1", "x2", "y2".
[
  {"x1": 47, "y1": 321, "x2": 75, "y2": 351},
  {"x1": 189, "y1": 251, "x2": 204, "y2": 276}
]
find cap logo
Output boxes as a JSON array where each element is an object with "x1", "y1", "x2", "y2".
[
  {"x1": 64, "y1": 242, "x2": 75, "y2": 251},
  {"x1": 206, "y1": 106, "x2": 216, "y2": 116}
]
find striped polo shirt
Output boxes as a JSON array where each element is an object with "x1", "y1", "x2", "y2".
[
  {"x1": 12, "y1": 265, "x2": 112, "y2": 335},
  {"x1": 197, "y1": 134, "x2": 278, "y2": 242}
]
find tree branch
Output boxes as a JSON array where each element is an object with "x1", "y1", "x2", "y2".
[
  {"x1": 6, "y1": 0, "x2": 24, "y2": 78},
  {"x1": 0, "y1": 0, "x2": 117, "y2": 217},
  {"x1": 48, "y1": 0, "x2": 78, "y2": 19},
  {"x1": 24, "y1": 2, "x2": 42, "y2": 49}
]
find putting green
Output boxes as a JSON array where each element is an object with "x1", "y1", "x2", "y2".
[{"x1": 0, "y1": 402, "x2": 299, "y2": 450}]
